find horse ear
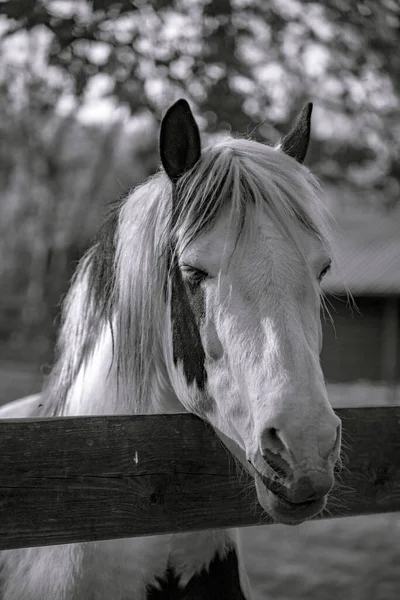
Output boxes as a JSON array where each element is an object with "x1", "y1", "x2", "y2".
[
  {"x1": 160, "y1": 99, "x2": 201, "y2": 182},
  {"x1": 277, "y1": 103, "x2": 313, "y2": 164}
]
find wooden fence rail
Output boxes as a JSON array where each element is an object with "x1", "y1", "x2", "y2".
[{"x1": 0, "y1": 407, "x2": 400, "y2": 551}]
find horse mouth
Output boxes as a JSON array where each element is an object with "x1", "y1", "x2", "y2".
[{"x1": 254, "y1": 472, "x2": 327, "y2": 525}]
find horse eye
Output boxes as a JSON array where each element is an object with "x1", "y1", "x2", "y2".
[
  {"x1": 180, "y1": 266, "x2": 208, "y2": 286},
  {"x1": 318, "y1": 262, "x2": 331, "y2": 282}
]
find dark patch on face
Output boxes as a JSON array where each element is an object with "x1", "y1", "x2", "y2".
[
  {"x1": 170, "y1": 261, "x2": 207, "y2": 390},
  {"x1": 167, "y1": 176, "x2": 208, "y2": 390},
  {"x1": 165, "y1": 172, "x2": 244, "y2": 397},
  {"x1": 146, "y1": 547, "x2": 247, "y2": 599}
]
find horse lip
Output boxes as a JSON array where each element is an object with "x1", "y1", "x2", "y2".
[
  {"x1": 274, "y1": 493, "x2": 323, "y2": 510},
  {"x1": 258, "y1": 472, "x2": 286, "y2": 496},
  {"x1": 256, "y1": 471, "x2": 325, "y2": 507}
]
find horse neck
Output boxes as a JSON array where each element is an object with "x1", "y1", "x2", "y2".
[{"x1": 62, "y1": 322, "x2": 184, "y2": 417}]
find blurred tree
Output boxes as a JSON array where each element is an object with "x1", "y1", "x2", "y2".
[
  {"x1": 0, "y1": 0, "x2": 399, "y2": 360},
  {"x1": 0, "y1": 24, "x2": 154, "y2": 359},
  {"x1": 1, "y1": 0, "x2": 399, "y2": 201}
]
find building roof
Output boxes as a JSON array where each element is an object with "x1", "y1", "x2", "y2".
[{"x1": 322, "y1": 211, "x2": 400, "y2": 296}]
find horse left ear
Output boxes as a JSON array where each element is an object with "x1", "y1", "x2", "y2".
[
  {"x1": 277, "y1": 103, "x2": 313, "y2": 164},
  {"x1": 160, "y1": 99, "x2": 201, "y2": 182}
]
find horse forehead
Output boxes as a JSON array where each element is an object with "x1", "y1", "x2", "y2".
[
  {"x1": 180, "y1": 206, "x2": 320, "y2": 280},
  {"x1": 178, "y1": 208, "x2": 239, "y2": 264},
  {"x1": 179, "y1": 205, "x2": 269, "y2": 259},
  {"x1": 246, "y1": 212, "x2": 325, "y2": 273},
  {"x1": 232, "y1": 217, "x2": 322, "y2": 308},
  {"x1": 233, "y1": 214, "x2": 298, "y2": 277}
]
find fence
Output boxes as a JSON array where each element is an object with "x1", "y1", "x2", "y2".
[{"x1": 0, "y1": 407, "x2": 400, "y2": 551}]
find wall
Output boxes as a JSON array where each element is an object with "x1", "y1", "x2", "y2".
[{"x1": 321, "y1": 295, "x2": 400, "y2": 383}]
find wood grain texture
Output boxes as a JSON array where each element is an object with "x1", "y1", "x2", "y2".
[{"x1": 0, "y1": 408, "x2": 399, "y2": 550}]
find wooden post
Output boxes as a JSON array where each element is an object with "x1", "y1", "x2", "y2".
[
  {"x1": 0, "y1": 408, "x2": 399, "y2": 550},
  {"x1": 381, "y1": 296, "x2": 399, "y2": 403}
]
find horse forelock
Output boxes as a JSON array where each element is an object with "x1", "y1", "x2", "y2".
[{"x1": 168, "y1": 138, "x2": 334, "y2": 271}]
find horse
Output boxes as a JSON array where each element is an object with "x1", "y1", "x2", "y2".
[{"x1": 0, "y1": 99, "x2": 342, "y2": 599}]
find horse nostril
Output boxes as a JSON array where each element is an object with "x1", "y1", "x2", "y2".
[
  {"x1": 270, "y1": 427, "x2": 278, "y2": 440},
  {"x1": 266, "y1": 459, "x2": 287, "y2": 481},
  {"x1": 259, "y1": 426, "x2": 291, "y2": 480},
  {"x1": 261, "y1": 447, "x2": 290, "y2": 481},
  {"x1": 260, "y1": 426, "x2": 285, "y2": 455}
]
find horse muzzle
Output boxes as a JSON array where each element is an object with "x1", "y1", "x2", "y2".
[{"x1": 250, "y1": 458, "x2": 335, "y2": 525}]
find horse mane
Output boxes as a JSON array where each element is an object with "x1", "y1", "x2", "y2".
[{"x1": 41, "y1": 137, "x2": 334, "y2": 417}]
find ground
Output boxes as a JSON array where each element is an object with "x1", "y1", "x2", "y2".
[
  {"x1": 0, "y1": 361, "x2": 399, "y2": 599},
  {"x1": 242, "y1": 513, "x2": 400, "y2": 600}
]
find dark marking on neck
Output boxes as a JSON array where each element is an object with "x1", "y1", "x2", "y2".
[
  {"x1": 170, "y1": 263, "x2": 207, "y2": 390},
  {"x1": 146, "y1": 547, "x2": 247, "y2": 599}
]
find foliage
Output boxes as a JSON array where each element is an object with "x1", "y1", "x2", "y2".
[
  {"x1": 1, "y1": 0, "x2": 399, "y2": 198},
  {"x1": 0, "y1": 0, "x2": 399, "y2": 358},
  {"x1": 0, "y1": 45, "x2": 155, "y2": 358}
]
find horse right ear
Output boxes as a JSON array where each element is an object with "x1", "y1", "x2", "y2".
[
  {"x1": 160, "y1": 99, "x2": 201, "y2": 182},
  {"x1": 277, "y1": 103, "x2": 313, "y2": 164}
]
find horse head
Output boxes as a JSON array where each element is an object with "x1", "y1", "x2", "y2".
[{"x1": 159, "y1": 99, "x2": 341, "y2": 525}]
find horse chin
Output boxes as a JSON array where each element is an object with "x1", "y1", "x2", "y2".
[{"x1": 254, "y1": 476, "x2": 327, "y2": 526}]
